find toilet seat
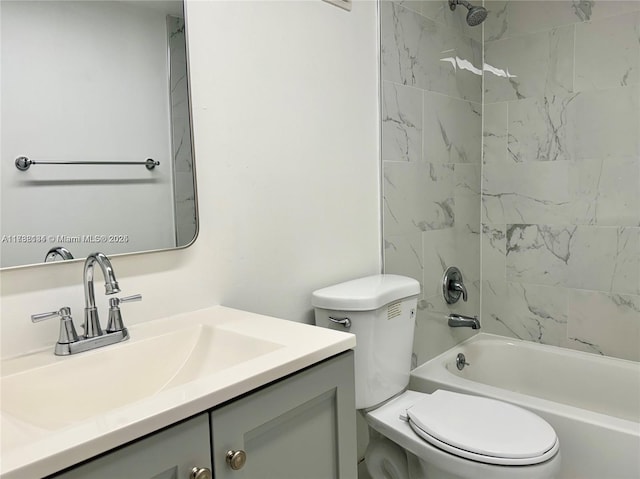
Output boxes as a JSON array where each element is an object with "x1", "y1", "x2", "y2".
[{"x1": 404, "y1": 390, "x2": 559, "y2": 466}]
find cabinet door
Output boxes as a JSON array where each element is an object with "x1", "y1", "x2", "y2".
[
  {"x1": 211, "y1": 351, "x2": 357, "y2": 479},
  {"x1": 51, "y1": 414, "x2": 211, "y2": 479}
]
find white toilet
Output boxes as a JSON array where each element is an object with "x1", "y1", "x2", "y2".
[{"x1": 312, "y1": 274, "x2": 561, "y2": 479}]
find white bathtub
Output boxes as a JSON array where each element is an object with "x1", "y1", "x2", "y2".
[{"x1": 409, "y1": 333, "x2": 640, "y2": 479}]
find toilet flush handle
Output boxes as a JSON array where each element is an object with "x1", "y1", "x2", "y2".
[{"x1": 328, "y1": 316, "x2": 351, "y2": 329}]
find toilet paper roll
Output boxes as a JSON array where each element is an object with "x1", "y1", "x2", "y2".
[{"x1": 365, "y1": 436, "x2": 409, "y2": 479}]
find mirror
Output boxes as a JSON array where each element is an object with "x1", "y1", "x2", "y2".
[{"x1": 0, "y1": 0, "x2": 197, "y2": 269}]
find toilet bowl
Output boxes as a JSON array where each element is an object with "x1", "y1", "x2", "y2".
[
  {"x1": 365, "y1": 390, "x2": 560, "y2": 479},
  {"x1": 312, "y1": 274, "x2": 561, "y2": 479},
  {"x1": 365, "y1": 434, "x2": 409, "y2": 479}
]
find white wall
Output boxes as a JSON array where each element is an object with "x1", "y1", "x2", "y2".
[
  {"x1": 0, "y1": 0, "x2": 381, "y2": 359},
  {"x1": 0, "y1": 1, "x2": 176, "y2": 267}
]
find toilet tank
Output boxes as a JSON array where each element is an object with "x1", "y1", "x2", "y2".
[{"x1": 312, "y1": 274, "x2": 420, "y2": 409}]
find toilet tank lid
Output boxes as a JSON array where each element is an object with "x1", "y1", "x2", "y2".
[{"x1": 311, "y1": 274, "x2": 420, "y2": 311}]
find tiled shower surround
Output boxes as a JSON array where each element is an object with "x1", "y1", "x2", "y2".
[
  {"x1": 381, "y1": 0, "x2": 640, "y2": 363},
  {"x1": 168, "y1": 16, "x2": 197, "y2": 247}
]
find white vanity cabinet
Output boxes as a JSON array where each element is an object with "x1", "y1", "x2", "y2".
[{"x1": 50, "y1": 352, "x2": 356, "y2": 479}]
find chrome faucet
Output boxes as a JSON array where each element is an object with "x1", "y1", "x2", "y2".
[
  {"x1": 31, "y1": 252, "x2": 141, "y2": 355},
  {"x1": 44, "y1": 246, "x2": 74, "y2": 262},
  {"x1": 448, "y1": 313, "x2": 480, "y2": 330},
  {"x1": 83, "y1": 252, "x2": 120, "y2": 337}
]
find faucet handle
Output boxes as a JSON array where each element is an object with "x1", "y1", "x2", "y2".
[
  {"x1": 31, "y1": 307, "x2": 80, "y2": 344},
  {"x1": 442, "y1": 266, "x2": 468, "y2": 304},
  {"x1": 31, "y1": 307, "x2": 70, "y2": 323},
  {"x1": 106, "y1": 294, "x2": 141, "y2": 333},
  {"x1": 451, "y1": 281, "x2": 468, "y2": 302},
  {"x1": 116, "y1": 294, "x2": 142, "y2": 304}
]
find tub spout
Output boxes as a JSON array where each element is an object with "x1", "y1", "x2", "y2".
[{"x1": 448, "y1": 313, "x2": 480, "y2": 329}]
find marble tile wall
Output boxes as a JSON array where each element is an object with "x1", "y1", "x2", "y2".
[
  {"x1": 168, "y1": 15, "x2": 197, "y2": 247},
  {"x1": 381, "y1": 0, "x2": 483, "y2": 364},
  {"x1": 382, "y1": 0, "x2": 639, "y2": 364},
  {"x1": 481, "y1": 1, "x2": 640, "y2": 361}
]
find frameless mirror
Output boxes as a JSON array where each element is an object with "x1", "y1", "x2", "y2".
[{"x1": 0, "y1": 0, "x2": 197, "y2": 269}]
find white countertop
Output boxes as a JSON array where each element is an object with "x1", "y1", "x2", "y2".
[{"x1": 0, "y1": 306, "x2": 355, "y2": 478}]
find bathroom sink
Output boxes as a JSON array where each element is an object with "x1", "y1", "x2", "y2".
[
  {"x1": 1, "y1": 322, "x2": 282, "y2": 431},
  {"x1": 0, "y1": 306, "x2": 355, "y2": 479}
]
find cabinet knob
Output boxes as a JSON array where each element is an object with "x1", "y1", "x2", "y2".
[
  {"x1": 226, "y1": 450, "x2": 247, "y2": 470},
  {"x1": 190, "y1": 466, "x2": 212, "y2": 479}
]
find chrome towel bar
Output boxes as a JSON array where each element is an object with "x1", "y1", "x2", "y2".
[{"x1": 15, "y1": 156, "x2": 159, "y2": 171}]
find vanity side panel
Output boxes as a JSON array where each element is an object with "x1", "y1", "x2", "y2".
[{"x1": 210, "y1": 351, "x2": 357, "y2": 479}]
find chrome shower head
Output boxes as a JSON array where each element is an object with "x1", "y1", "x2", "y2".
[
  {"x1": 449, "y1": 0, "x2": 488, "y2": 26},
  {"x1": 465, "y1": 4, "x2": 488, "y2": 25}
]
